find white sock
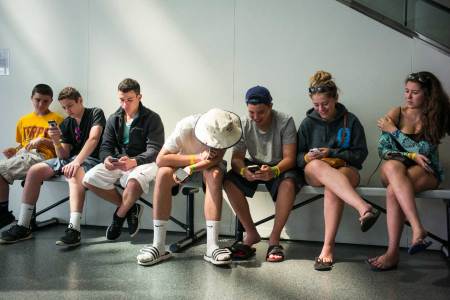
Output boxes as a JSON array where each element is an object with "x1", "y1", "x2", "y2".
[
  {"x1": 69, "y1": 212, "x2": 82, "y2": 232},
  {"x1": 17, "y1": 203, "x2": 35, "y2": 227},
  {"x1": 152, "y1": 220, "x2": 168, "y2": 254},
  {"x1": 206, "y1": 220, "x2": 220, "y2": 256}
]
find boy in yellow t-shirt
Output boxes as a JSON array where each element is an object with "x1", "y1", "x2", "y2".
[{"x1": 0, "y1": 84, "x2": 63, "y2": 229}]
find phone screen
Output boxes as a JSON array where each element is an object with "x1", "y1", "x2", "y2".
[
  {"x1": 48, "y1": 120, "x2": 57, "y2": 128},
  {"x1": 175, "y1": 168, "x2": 190, "y2": 182},
  {"x1": 247, "y1": 165, "x2": 260, "y2": 172}
]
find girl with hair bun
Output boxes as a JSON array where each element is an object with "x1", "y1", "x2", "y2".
[
  {"x1": 368, "y1": 71, "x2": 450, "y2": 271},
  {"x1": 297, "y1": 70, "x2": 380, "y2": 271}
]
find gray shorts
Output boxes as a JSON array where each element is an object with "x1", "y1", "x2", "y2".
[
  {"x1": 43, "y1": 156, "x2": 100, "y2": 175},
  {"x1": 0, "y1": 148, "x2": 45, "y2": 184}
]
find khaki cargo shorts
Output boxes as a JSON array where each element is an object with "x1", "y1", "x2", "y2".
[{"x1": 0, "y1": 148, "x2": 45, "y2": 184}]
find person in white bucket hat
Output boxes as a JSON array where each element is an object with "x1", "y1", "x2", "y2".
[{"x1": 137, "y1": 108, "x2": 242, "y2": 266}]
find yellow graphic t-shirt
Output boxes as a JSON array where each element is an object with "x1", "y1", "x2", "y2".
[{"x1": 16, "y1": 111, "x2": 64, "y2": 159}]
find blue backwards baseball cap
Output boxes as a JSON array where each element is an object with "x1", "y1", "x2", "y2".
[{"x1": 245, "y1": 85, "x2": 272, "y2": 105}]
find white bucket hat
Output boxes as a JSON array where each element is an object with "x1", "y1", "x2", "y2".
[{"x1": 194, "y1": 108, "x2": 242, "y2": 149}]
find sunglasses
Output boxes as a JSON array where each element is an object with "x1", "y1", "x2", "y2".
[
  {"x1": 407, "y1": 72, "x2": 430, "y2": 85},
  {"x1": 308, "y1": 85, "x2": 334, "y2": 94}
]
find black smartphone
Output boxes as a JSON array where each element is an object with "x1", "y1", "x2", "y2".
[
  {"x1": 110, "y1": 157, "x2": 119, "y2": 162},
  {"x1": 175, "y1": 168, "x2": 190, "y2": 182},
  {"x1": 48, "y1": 120, "x2": 58, "y2": 128},
  {"x1": 247, "y1": 165, "x2": 260, "y2": 173}
]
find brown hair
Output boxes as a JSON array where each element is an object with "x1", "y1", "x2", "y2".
[
  {"x1": 308, "y1": 70, "x2": 339, "y2": 99},
  {"x1": 406, "y1": 71, "x2": 450, "y2": 144},
  {"x1": 118, "y1": 78, "x2": 140, "y2": 95},
  {"x1": 58, "y1": 87, "x2": 81, "y2": 101}
]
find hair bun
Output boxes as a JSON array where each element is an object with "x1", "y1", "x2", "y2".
[{"x1": 309, "y1": 70, "x2": 333, "y2": 87}]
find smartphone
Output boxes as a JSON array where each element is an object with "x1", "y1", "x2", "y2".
[
  {"x1": 247, "y1": 165, "x2": 260, "y2": 173},
  {"x1": 110, "y1": 157, "x2": 119, "y2": 162},
  {"x1": 309, "y1": 148, "x2": 320, "y2": 154},
  {"x1": 48, "y1": 120, "x2": 58, "y2": 128},
  {"x1": 175, "y1": 168, "x2": 190, "y2": 182}
]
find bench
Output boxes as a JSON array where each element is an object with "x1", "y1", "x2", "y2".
[
  {"x1": 24, "y1": 176, "x2": 206, "y2": 252},
  {"x1": 234, "y1": 185, "x2": 450, "y2": 259}
]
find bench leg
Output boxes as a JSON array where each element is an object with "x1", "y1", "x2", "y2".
[{"x1": 442, "y1": 199, "x2": 450, "y2": 259}]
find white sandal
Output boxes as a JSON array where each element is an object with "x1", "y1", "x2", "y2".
[
  {"x1": 203, "y1": 247, "x2": 232, "y2": 265},
  {"x1": 137, "y1": 245, "x2": 172, "y2": 266}
]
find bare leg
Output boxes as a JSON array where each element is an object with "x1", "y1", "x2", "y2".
[
  {"x1": 22, "y1": 163, "x2": 55, "y2": 205},
  {"x1": 370, "y1": 161, "x2": 438, "y2": 269},
  {"x1": 224, "y1": 180, "x2": 261, "y2": 246},
  {"x1": 153, "y1": 167, "x2": 177, "y2": 220},
  {"x1": 68, "y1": 168, "x2": 86, "y2": 213},
  {"x1": 314, "y1": 167, "x2": 359, "y2": 263},
  {"x1": 83, "y1": 182, "x2": 122, "y2": 206},
  {"x1": 305, "y1": 160, "x2": 371, "y2": 217},
  {"x1": 270, "y1": 178, "x2": 295, "y2": 245},
  {"x1": 203, "y1": 167, "x2": 223, "y2": 221},
  {"x1": 116, "y1": 179, "x2": 143, "y2": 218}
]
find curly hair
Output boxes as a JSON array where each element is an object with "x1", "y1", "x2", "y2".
[
  {"x1": 406, "y1": 71, "x2": 450, "y2": 144},
  {"x1": 308, "y1": 70, "x2": 339, "y2": 99}
]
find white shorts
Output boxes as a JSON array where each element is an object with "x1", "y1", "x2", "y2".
[{"x1": 83, "y1": 162, "x2": 157, "y2": 194}]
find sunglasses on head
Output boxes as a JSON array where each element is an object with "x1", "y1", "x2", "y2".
[
  {"x1": 407, "y1": 72, "x2": 430, "y2": 85},
  {"x1": 308, "y1": 85, "x2": 333, "y2": 94}
]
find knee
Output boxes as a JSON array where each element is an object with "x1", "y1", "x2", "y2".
[
  {"x1": 203, "y1": 167, "x2": 223, "y2": 183},
  {"x1": 279, "y1": 178, "x2": 295, "y2": 190},
  {"x1": 124, "y1": 179, "x2": 141, "y2": 194},
  {"x1": 380, "y1": 161, "x2": 403, "y2": 178},
  {"x1": 156, "y1": 167, "x2": 174, "y2": 181}
]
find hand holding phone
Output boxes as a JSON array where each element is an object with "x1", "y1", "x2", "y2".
[
  {"x1": 48, "y1": 120, "x2": 58, "y2": 128},
  {"x1": 309, "y1": 148, "x2": 320, "y2": 154},
  {"x1": 175, "y1": 168, "x2": 190, "y2": 183}
]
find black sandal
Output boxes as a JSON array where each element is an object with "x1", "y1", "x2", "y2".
[
  {"x1": 228, "y1": 241, "x2": 256, "y2": 260},
  {"x1": 266, "y1": 245, "x2": 285, "y2": 262},
  {"x1": 360, "y1": 208, "x2": 380, "y2": 232},
  {"x1": 314, "y1": 257, "x2": 333, "y2": 271}
]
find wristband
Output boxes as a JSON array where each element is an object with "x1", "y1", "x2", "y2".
[
  {"x1": 240, "y1": 167, "x2": 245, "y2": 177},
  {"x1": 190, "y1": 155, "x2": 196, "y2": 165},
  {"x1": 304, "y1": 154, "x2": 311, "y2": 163},
  {"x1": 406, "y1": 152, "x2": 417, "y2": 160},
  {"x1": 271, "y1": 166, "x2": 281, "y2": 178},
  {"x1": 189, "y1": 164, "x2": 196, "y2": 173},
  {"x1": 54, "y1": 142, "x2": 63, "y2": 149}
]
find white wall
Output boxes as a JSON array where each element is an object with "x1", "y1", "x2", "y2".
[{"x1": 0, "y1": 0, "x2": 449, "y2": 249}]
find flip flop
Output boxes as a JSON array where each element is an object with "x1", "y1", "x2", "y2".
[
  {"x1": 360, "y1": 208, "x2": 381, "y2": 232},
  {"x1": 314, "y1": 257, "x2": 334, "y2": 271},
  {"x1": 203, "y1": 247, "x2": 232, "y2": 266},
  {"x1": 266, "y1": 245, "x2": 285, "y2": 262},
  {"x1": 408, "y1": 239, "x2": 432, "y2": 255},
  {"x1": 228, "y1": 241, "x2": 256, "y2": 260},
  {"x1": 366, "y1": 258, "x2": 398, "y2": 272},
  {"x1": 137, "y1": 246, "x2": 172, "y2": 266}
]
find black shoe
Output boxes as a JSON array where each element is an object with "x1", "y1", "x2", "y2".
[
  {"x1": 0, "y1": 210, "x2": 16, "y2": 230},
  {"x1": 126, "y1": 203, "x2": 143, "y2": 237},
  {"x1": 56, "y1": 228, "x2": 81, "y2": 247},
  {"x1": 0, "y1": 225, "x2": 32, "y2": 244},
  {"x1": 106, "y1": 212, "x2": 125, "y2": 241}
]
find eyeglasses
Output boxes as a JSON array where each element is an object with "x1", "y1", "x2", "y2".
[
  {"x1": 407, "y1": 72, "x2": 430, "y2": 85},
  {"x1": 308, "y1": 85, "x2": 333, "y2": 94}
]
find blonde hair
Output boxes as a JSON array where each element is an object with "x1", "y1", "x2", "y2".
[{"x1": 308, "y1": 70, "x2": 339, "y2": 99}]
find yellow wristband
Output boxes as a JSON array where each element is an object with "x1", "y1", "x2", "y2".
[
  {"x1": 240, "y1": 167, "x2": 245, "y2": 177},
  {"x1": 54, "y1": 143, "x2": 63, "y2": 149},
  {"x1": 271, "y1": 166, "x2": 280, "y2": 178},
  {"x1": 190, "y1": 155, "x2": 196, "y2": 165},
  {"x1": 406, "y1": 152, "x2": 417, "y2": 160},
  {"x1": 304, "y1": 154, "x2": 311, "y2": 163},
  {"x1": 189, "y1": 165, "x2": 196, "y2": 173}
]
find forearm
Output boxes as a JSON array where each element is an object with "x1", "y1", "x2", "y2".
[
  {"x1": 157, "y1": 153, "x2": 198, "y2": 168},
  {"x1": 73, "y1": 138, "x2": 100, "y2": 164}
]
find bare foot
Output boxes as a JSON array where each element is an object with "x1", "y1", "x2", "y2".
[
  {"x1": 368, "y1": 253, "x2": 399, "y2": 270},
  {"x1": 243, "y1": 231, "x2": 261, "y2": 246},
  {"x1": 318, "y1": 244, "x2": 334, "y2": 263}
]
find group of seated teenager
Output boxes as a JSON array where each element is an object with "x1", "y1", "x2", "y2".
[{"x1": 0, "y1": 70, "x2": 449, "y2": 272}]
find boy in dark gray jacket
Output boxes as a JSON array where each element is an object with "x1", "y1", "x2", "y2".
[{"x1": 83, "y1": 78, "x2": 164, "y2": 241}]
